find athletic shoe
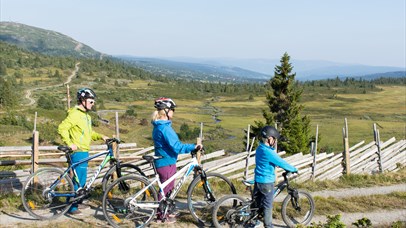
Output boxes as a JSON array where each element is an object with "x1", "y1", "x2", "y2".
[{"x1": 68, "y1": 209, "x2": 83, "y2": 215}]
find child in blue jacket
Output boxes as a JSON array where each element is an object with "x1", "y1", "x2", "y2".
[{"x1": 254, "y1": 126, "x2": 298, "y2": 227}]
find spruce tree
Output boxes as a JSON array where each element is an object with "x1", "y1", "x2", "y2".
[{"x1": 255, "y1": 52, "x2": 311, "y2": 154}]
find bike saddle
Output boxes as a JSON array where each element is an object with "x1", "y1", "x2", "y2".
[
  {"x1": 57, "y1": 145, "x2": 72, "y2": 153},
  {"x1": 142, "y1": 155, "x2": 162, "y2": 163},
  {"x1": 242, "y1": 179, "x2": 254, "y2": 187}
]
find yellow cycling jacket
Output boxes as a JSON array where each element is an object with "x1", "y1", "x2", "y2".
[{"x1": 58, "y1": 106, "x2": 103, "y2": 152}]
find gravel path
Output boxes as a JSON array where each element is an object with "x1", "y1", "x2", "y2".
[
  {"x1": 23, "y1": 62, "x2": 79, "y2": 106},
  {"x1": 1, "y1": 184, "x2": 405, "y2": 227}
]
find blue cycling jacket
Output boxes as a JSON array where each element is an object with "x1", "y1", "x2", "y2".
[
  {"x1": 254, "y1": 142, "x2": 298, "y2": 184},
  {"x1": 152, "y1": 120, "x2": 196, "y2": 168}
]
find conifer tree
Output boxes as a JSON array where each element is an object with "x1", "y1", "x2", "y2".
[{"x1": 254, "y1": 52, "x2": 311, "y2": 154}]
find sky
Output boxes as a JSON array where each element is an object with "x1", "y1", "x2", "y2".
[{"x1": 1, "y1": 0, "x2": 405, "y2": 67}]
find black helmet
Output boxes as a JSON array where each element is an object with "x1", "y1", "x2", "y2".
[
  {"x1": 260, "y1": 126, "x2": 280, "y2": 140},
  {"x1": 77, "y1": 88, "x2": 96, "y2": 101},
  {"x1": 154, "y1": 97, "x2": 176, "y2": 110}
]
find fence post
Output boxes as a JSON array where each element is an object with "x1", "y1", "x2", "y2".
[
  {"x1": 373, "y1": 123, "x2": 383, "y2": 173},
  {"x1": 244, "y1": 137, "x2": 255, "y2": 180},
  {"x1": 67, "y1": 84, "x2": 71, "y2": 109},
  {"x1": 246, "y1": 124, "x2": 250, "y2": 152},
  {"x1": 196, "y1": 122, "x2": 204, "y2": 165},
  {"x1": 342, "y1": 118, "x2": 350, "y2": 175},
  {"x1": 311, "y1": 125, "x2": 319, "y2": 181},
  {"x1": 114, "y1": 112, "x2": 120, "y2": 159},
  {"x1": 32, "y1": 131, "x2": 39, "y2": 176}
]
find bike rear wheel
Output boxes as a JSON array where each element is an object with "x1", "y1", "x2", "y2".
[
  {"x1": 21, "y1": 168, "x2": 74, "y2": 220},
  {"x1": 281, "y1": 190, "x2": 315, "y2": 226},
  {"x1": 187, "y1": 172, "x2": 236, "y2": 226},
  {"x1": 103, "y1": 175, "x2": 158, "y2": 228},
  {"x1": 212, "y1": 194, "x2": 250, "y2": 228},
  {"x1": 102, "y1": 163, "x2": 145, "y2": 191}
]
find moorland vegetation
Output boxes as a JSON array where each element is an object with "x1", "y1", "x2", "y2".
[{"x1": 0, "y1": 41, "x2": 404, "y2": 154}]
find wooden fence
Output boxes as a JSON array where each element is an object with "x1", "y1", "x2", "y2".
[
  {"x1": 1, "y1": 118, "x2": 405, "y2": 193},
  {"x1": 1, "y1": 136, "x2": 405, "y2": 194}
]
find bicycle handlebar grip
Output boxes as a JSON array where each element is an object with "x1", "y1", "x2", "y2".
[{"x1": 106, "y1": 138, "x2": 121, "y2": 145}]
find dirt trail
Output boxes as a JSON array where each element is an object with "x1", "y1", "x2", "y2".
[
  {"x1": 23, "y1": 62, "x2": 80, "y2": 106},
  {"x1": 0, "y1": 184, "x2": 405, "y2": 227}
]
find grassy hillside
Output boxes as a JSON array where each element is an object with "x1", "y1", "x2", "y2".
[
  {"x1": 0, "y1": 22, "x2": 103, "y2": 58},
  {"x1": 0, "y1": 41, "x2": 404, "y2": 154}
]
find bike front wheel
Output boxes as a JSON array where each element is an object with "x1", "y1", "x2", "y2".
[
  {"x1": 212, "y1": 194, "x2": 251, "y2": 228},
  {"x1": 102, "y1": 175, "x2": 158, "y2": 228},
  {"x1": 187, "y1": 172, "x2": 236, "y2": 226},
  {"x1": 102, "y1": 163, "x2": 145, "y2": 191},
  {"x1": 21, "y1": 168, "x2": 74, "y2": 220},
  {"x1": 281, "y1": 190, "x2": 315, "y2": 227}
]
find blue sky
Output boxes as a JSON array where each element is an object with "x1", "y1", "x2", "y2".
[{"x1": 1, "y1": 0, "x2": 405, "y2": 67}]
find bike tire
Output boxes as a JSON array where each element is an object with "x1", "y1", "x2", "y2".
[
  {"x1": 102, "y1": 163, "x2": 145, "y2": 191},
  {"x1": 281, "y1": 190, "x2": 315, "y2": 227},
  {"x1": 212, "y1": 194, "x2": 249, "y2": 228},
  {"x1": 187, "y1": 172, "x2": 236, "y2": 227},
  {"x1": 102, "y1": 175, "x2": 158, "y2": 228},
  {"x1": 21, "y1": 167, "x2": 74, "y2": 220}
]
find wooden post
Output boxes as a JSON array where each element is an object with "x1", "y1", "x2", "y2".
[
  {"x1": 32, "y1": 131, "x2": 39, "y2": 177},
  {"x1": 196, "y1": 122, "x2": 203, "y2": 165},
  {"x1": 67, "y1": 84, "x2": 71, "y2": 109},
  {"x1": 311, "y1": 125, "x2": 319, "y2": 181},
  {"x1": 246, "y1": 124, "x2": 250, "y2": 152},
  {"x1": 114, "y1": 112, "x2": 120, "y2": 159},
  {"x1": 244, "y1": 137, "x2": 255, "y2": 180},
  {"x1": 342, "y1": 118, "x2": 350, "y2": 175},
  {"x1": 33, "y1": 112, "x2": 37, "y2": 132},
  {"x1": 373, "y1": 123, "x2": 383, "y2": 173}
]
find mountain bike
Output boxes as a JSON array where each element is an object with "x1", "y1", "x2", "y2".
[
  {"x1": 21, "y1": 138, "x2": 145, "y2": 220},
  {"x1": 102, "y1": 149, "x2": 237, "y2": 227},
  {"x1": 212, "y1": 172, "x2": 315, "y2": 227}
]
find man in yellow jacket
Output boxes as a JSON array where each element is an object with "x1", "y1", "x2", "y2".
[{"x1": 58, "y1": 88, "x2": 108, "y2": 215}]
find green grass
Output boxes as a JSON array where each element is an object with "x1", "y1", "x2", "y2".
[{"x1": 294, "y1": 167, "x2": 406, "y2": 191}]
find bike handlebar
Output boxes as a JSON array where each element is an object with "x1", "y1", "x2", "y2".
[
  {"x1": 191, "y1": 145, "x2": 204, "y2": 156},
  {"x1": 57, "y1": 138, "x2": 120, "y2": 154},
  {"x1": 282, "y1": 171, "x2": 299, "y2": 179}
]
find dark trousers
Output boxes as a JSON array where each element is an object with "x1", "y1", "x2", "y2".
[{"x1": 253, "y1": 182, "x2": 274, "y2": 228}]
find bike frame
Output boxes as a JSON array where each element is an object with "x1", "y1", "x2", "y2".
[
  {"x1": 48, "y1": 146, "x2": 115, "y2": 198},
  {"x1": 238, "y1": 175, "x2": 291, "y2": 223},
  {"x1": 130, "y1": 156, "x2": 200, "y2": 208}
]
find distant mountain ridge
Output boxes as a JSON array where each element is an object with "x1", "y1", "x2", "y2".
[
  {"x1": 1, "y1": 21, "x2": 404, "y2": 82},
  {"x1": 118, "y1": 56, "x2": 270, "y2": 82},
  {"x1": 0, "y1": 22, "x2": 104, "y2": 59},
  {"x1": 158, "y1": 57, "x2": 405, "y2": 81}
]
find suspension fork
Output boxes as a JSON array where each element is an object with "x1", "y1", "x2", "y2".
[
  {"x1": 195, "y1": 167, "x2": 215, "y2": 201},
  {"x1": 288, "y1": 187, "x2": 301, "y2": 210}
]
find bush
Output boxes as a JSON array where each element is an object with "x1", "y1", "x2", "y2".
[
  {"x1": 353, "y1": 217, "x2": 372, "y2": 227},
  {"x1": 178, "y1": 123, "x2": 200, "y2": 140}
]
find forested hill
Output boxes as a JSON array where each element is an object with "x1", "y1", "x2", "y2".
[
  {"x1": 0, "y1": 41, "x2": 269, "y2": 110},
  {"x1": 0, "y1": 22, "x2": 103, "y2": 59}
]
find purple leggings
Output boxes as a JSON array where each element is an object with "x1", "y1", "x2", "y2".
[{"x1": 156, "y1": 164, "x2": 177, "y2": 201}]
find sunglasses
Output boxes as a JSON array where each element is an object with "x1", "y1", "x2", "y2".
[{"x1": 171, "y1": 108, "x2": 175, "y2": 112}]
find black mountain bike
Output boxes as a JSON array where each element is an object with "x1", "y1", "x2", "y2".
[
  {"x1": 21, "y1": 138, "x2": 144, "y2": 220},
  {"x1": 212, "y1": 172, "x2": 315, "y2": 227}
]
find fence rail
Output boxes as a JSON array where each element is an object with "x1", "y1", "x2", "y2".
[
  {"x1": 1, "y1": 117, "x2": 405, "y2": 193},
  {"x1": 1, "y1": 137, "x2": 405, "y2": 193}
]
